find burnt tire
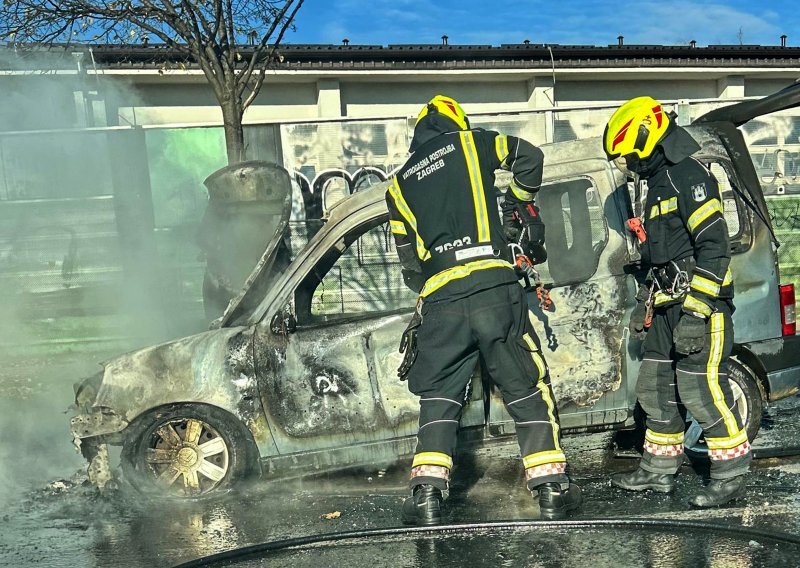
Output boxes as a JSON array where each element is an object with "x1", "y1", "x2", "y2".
[
  {"x1": 121, "y1": 404, "x2": 258, "y2": 499},
  {"x1": 684, "y1": 358, "x2": 763, "y2": 457}
]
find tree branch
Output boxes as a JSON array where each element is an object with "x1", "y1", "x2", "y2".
[
  {"x1": 236, "y1": 0, "x2": 301, "y2": 95},
  {"x1": 242, "y1": 66, "x2": 266, "y2": 110},
  {"x1": 0, "y1": 0, "x2": 306, "y2": 164}
]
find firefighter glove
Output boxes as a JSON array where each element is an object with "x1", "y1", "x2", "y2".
[
  {"x1": 517, "y1": 203, "x2": 546, "y2": 245},
  {"x1": 524, "y1": 238, "x2": 548, "y2": 264},
  {"x1": 674, "y1": 312, "x2": 707, "y2": 355},
  {"x1": 629, "y1": 301, "x2": 648, "y2": 339},
  {"x1": 398, "y1": 305, "x2": 423, "y2": 381},
  {"x1": 520, "y1": 205, "x2": 547, "y2": 263},
  {"x1": 502, "y1": 201, "x2": 545, "y2": 251},
  {"x1": 502, "y1": 205, "x2": 522, "y2": 242}
]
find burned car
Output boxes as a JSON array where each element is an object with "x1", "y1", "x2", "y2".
[{"x1": 72, "y1": 86, "x2": 800, "y2": 498}]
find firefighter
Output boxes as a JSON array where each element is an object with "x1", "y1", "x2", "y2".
[
  {"x1": 603, "y1": 97, "x2": 751, "y2": 507},
  {"x1": 387, "y1": 95, "x2": 582, "y2": 526}
]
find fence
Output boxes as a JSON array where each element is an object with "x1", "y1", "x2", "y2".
[{"x1": 2, "y1": 99, "x2": 800, "y2": 357}]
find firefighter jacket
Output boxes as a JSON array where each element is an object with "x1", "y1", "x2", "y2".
[
  {"x1": 641, "y1": 152, "x2": 733, "y2": 318},
  {"x1": 386, "y1": 118, "x2": 544, "y2": 301}
]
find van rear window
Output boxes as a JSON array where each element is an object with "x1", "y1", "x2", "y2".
[{"x1": 536, "y1": 177, "x2": 608, "y2": 285}]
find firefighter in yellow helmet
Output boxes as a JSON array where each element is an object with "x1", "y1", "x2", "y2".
[
  {"x1": 603, "y1": 97, "x2": 750, "y2": 507},
  {"x1": 387, "y1": 94, "x2": 581, "y2": 525}
]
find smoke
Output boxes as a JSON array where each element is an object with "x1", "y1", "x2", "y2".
[{"x1": 0, "y1": 47, "x2": 217, "y2": 503}]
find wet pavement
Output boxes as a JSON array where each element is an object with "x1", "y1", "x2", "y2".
[
  {"x1": 172, "y1": 521, "x2": 800, "y2": 568},
  {"x1": 1, "y1": 354, "x2": 800, "y2": 567}
]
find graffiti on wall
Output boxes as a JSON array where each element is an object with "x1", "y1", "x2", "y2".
[
  {"x1": 280, "y1": 108, "x2": 633, "y2": 220},
  {"x1": 282, "y1": 119, "x2": 410, "y2": 220},
  {"x1": 291, "y1": 166, "x2": 399, "y2": 221}
]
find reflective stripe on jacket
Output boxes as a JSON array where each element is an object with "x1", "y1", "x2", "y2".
[{"x1": 386, "y1": 128, "x2": 543, "y2": 299}]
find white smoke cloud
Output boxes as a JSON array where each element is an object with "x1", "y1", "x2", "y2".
[{"x1": 0, "y1": 47, "x2": 209, "y2": 504}]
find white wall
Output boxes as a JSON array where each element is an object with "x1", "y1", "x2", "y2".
[
  {"x1": 115, "y1": 80, "x2": 320, "y2": 125},
  {"x1": 2, "y1": 65, "x2": 798, "y2": 129},
  {"x1": 340, "y1": 80, "x2": 530, "y2": 117},
  {"x1": 746, "y1": 79, "x2": 798, "y2": 97},
  {"x1": 555, "y1": 79, "x2": 719, "y2": 103}
]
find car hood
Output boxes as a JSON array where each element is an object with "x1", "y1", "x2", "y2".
[
  {"x1": 90, "y1": 326, "x2": 259, "y2": 425},
  {"x1": 216, "y1": 181, "x2": 293, "y2": 329}
]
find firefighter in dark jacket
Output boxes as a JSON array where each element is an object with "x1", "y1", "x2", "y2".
[
  {"x1": 603, "y1": 97, "x2": 751, "y2": 507},
  {"x1": 387, "y1": 95, "x2": 582, "y2": 525}
]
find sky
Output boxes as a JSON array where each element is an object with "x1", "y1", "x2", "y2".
[{"x1": 288, "y1": 0, "x2": 799, "y2": 47}]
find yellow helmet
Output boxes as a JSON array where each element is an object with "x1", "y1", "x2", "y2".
[
  {"x1": 416, "y1": 95, "x2": 470, "y2": 131},
  {"x1": 603, "y1": 96, "x2": 670, "y2": 161}
]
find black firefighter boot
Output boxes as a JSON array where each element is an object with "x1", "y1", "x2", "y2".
[
  {"x1": 535, "y1": 482, "x2": 583, "y2": 521},
  {"x1": 611, "y1": 468, "x2": 676, "y2": 493},
  {"x1": 689, "y1": 475, "x2": 746, "y2": 508},
  {"x1": 401, "y1": 484, "x2": 443, "y2": 526}
]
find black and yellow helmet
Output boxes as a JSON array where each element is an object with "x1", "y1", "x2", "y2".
[
  {"x1": 603, "y1": 96, "x2": 670, "y2": 161},
  {"x1": 416, "y1": 95, "x2": 470, "y2": 131}
]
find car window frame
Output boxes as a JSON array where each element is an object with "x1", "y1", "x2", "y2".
[
  {"x1": 698, "y1": 156, "x2": 753, "y2": 255},
  {"x1": 292, "y1": 212, "x2": 416, "y2": 328},
  {"x1": 536, "y1": 174, "x2": 609, "y2": 287}
]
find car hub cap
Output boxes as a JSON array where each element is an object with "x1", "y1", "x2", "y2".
[{"x1": 145, "y1": 418, "x2": 230, "y2": 496}]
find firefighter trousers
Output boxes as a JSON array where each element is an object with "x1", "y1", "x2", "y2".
[
  {"x1": 637, "y1": 300, "x2": 751, "y2": 479},
  {"x1": 406, "y1": 282, "x2": 567, "y2": 491}
]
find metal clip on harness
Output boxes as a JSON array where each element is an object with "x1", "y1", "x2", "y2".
[
  {"x1": 509, "y1": 242, "x2": 554, "y2": 312},
  {"x1": 652, "y1": 260, "x2": 691, "y2": 296}
]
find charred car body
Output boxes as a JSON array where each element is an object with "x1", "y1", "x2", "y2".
[{"x1": 72, "y1": 86, "x2": 800, "y2": 497}]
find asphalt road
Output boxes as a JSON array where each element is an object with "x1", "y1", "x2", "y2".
[{"x1": 1, "y1": 351, "x2": 799, "y2": 568}]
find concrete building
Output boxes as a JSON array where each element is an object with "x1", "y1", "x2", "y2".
[{"x1": 2, "y1": 41, "x2": 800, "y2": 129}]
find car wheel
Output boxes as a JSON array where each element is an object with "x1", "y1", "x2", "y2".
[
  {"x1": 684, "y1": 358, "x2": 763, "y2": 457},
  {"x1": 121, "y1": 404, "x2": 257, "y2": 498}
]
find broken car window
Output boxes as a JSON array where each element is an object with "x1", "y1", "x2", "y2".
[{"x1": 296, "y1": 217, "x2": 417, "y2": 322}]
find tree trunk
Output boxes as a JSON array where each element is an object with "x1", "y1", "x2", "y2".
[{"x1": 221, "y1": 99, "x2": 246, "y2": 165}]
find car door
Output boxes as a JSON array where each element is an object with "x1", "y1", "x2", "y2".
[
  {"x1": 253, "y1": 214, "x2": 486, "y2": 459},
  {"x1": 487, "y1": 151, "x2": 633, "y2": 435}
]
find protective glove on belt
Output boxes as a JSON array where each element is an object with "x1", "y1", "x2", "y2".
[
  {"x1": 398, "y1": 300, "x2": 423, "y2": 381},
  {"x1": 674, "y1": 311, "x2": 708, "y2": 355},
  {"x1": 629, "y1": 301, "x2": 649, "y2": 339},
  {"x1": 629, "y1": 283, "x2": 652, "y2": 339}
]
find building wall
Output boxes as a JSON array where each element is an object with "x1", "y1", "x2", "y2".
[
  {"x1": 745, "y1": 79, "x2": 798, "y2": 97},
  {"x1": 2, "y1": 66, "x2": 797, "y2": 129},
  {"x1": 110, "y1": 70, "x2": 795, "y2": 126},
  {"x1": 554, "y1": 79, "x2": 719, "y2": 103},
  {"x1": 339, "y1": 79, "x2": 530, "y2": 117},
  {"x1": 114, "y1": 80, "x2": 320, "y2": 125}
]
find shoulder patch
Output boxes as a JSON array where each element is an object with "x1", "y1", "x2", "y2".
[{"x1": 691, "y1": 182, "x2": 708, "y2": 202}]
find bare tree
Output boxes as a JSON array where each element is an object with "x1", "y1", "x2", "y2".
[{"x1": 1, "y1": 0, "x2": 305, "y2": 164}]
